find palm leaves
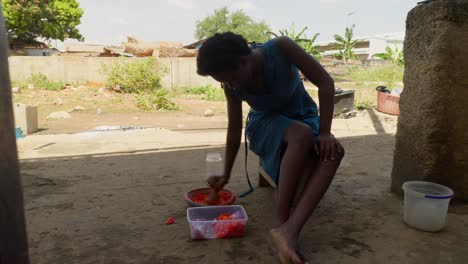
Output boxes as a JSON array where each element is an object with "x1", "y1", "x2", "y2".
[
  {"x1": 266, "y1": 24, "x2": 309, "y2": 42},
  {"x1": 300, "y1": 33, "x2": 322, "y2": 61},
  {"x1": 373, "y1": 45, "x2": 404, "y2": 66},
  {"x1": 267, "y1": 24, "x2": 323, "y2": 61},
  {"x1": 334, "y1": 25, "x2": 359, "y2": 62}
]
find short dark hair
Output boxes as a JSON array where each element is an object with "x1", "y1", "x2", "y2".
[{"x1": 197, "y1": 32, "x2": 251, "y2": 76}]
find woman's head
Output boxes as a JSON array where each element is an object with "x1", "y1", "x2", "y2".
[{"x1": 197, "y1": 32, "x2": 253, "y2": 87}]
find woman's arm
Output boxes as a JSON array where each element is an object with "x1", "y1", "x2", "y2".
[
  {"x1": 275, "y1": 36, "x2": 338, "y2": 160},
  {"x1": 208, "y1": 84, "x2": 243, "y2": 189},
  {"x1": 223, "y1": 84, "x2": 243, "y2": 179}
]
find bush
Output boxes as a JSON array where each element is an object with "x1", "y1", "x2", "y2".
[
  {"x1": 184, "y1": 85, "x2": 225, "y2": 101},
  {"x1": 134, "y1": 89, "x2": 178, "y2": 111},
  {"x1": 16, "y1": 73, "x2": 66, "y2": 90},
  {"x1": 100, "y1": 57, "x2": 165, "y2": 93}
]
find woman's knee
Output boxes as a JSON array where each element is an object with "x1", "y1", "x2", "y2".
[
  {"x1": 284, "y1": 122, "x2": 314, "y2": 149},
  {"x1": 336, "y1": 141, "x2": 345, "y2": 161}
]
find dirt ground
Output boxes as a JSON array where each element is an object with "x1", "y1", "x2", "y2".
[
  {"x1": 13, "y1": 81, "x2": 385, "y2": 134},
  {"x1": 17, "y1": 109, "x2": 468, "y2": 264},
  {"x1": 13, "y1": 84, "x2": 235, "y2": 134}
]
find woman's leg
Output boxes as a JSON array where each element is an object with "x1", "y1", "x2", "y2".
[
  {"x1": 274, "y1": 122, "x2": 316, "y2": 227},
  {"x1": 272, "y1": 141, "x2": 345, "y2": 264},
  {"x1": 283, "y1": 144, "x2": 343, "y2": 236},
  {"x1": 271, "y1": 121, "x2": 317, "y2": 263}
]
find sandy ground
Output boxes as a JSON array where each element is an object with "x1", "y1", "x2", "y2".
[
  {"x1": 18, "y1": 110, "x2": 468, "y2": 264},
  {"x1": 13, "y1": 81, "x2": 380, "y2": 135}
]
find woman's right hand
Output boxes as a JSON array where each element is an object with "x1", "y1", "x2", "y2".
[{"x1": 207, "y1": 175, "x2": 229, "y2": 190}]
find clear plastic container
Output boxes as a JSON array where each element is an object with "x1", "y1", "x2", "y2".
[
  {"x1": 205, "y1": 153, "x2": 223, "y2": 180},
  {"x1": 187, "y1": 205, "x2": 248, "y2": 240},
  {"x1": 402, "y1": 181, "x2": 454, "y2": 232}
]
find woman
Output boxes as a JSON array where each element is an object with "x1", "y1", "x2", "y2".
[{"x1": 197, "y1": 32, "x2": 344, "y2": 264}]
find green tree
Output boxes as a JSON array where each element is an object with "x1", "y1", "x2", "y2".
[
  {"x1": 373, "y1": 45, "x2": 404, "y2": 67},
  {"x1": 267, "y1": 24, "x2": 322, "y2": 61},
  {"x1": 2, "y1": 0, "x2": 84, "y2": 42},
  {"x1": 195, "y1": 7, "x2": 270, "y2": 42},
  {"x1": 334, "y1": 25, "x2": 359, "y2": 62}
]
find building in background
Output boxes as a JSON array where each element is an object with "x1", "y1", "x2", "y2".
[
  {"x1": 9, "y1": 40, "x2": 61, "y2": 56},
  {"x1": 317, "y1": 32, "x2": 405, "y2": 61}
]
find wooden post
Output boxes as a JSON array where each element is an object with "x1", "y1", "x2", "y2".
[{"x1": 0, "y1": 4, "x2": 30, "y2": 264}]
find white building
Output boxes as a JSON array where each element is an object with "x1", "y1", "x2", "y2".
[{"x1": 317, "y1": 32, "x2": 405, "y2": 61}]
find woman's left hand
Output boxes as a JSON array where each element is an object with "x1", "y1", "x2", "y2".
[{"x1": 315, "y1": 132, "x2": 338, "y2": 161}]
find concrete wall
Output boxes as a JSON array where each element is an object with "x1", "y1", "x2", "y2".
[
  {"x1": 368, "y1": 38, "x2": 387, "y2": 59},
  {"x1": 8, "y1": 56, "x2": 219, "y2": 89},
  {"x1": 391, "y1": 0, "x2": 468, "y2": 201},
  {"x1": 161, "y1": 57, "x2": 220, "y2": 89}
]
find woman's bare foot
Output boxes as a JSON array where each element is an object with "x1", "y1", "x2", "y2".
[
  {"x1": 296, "y1": 249, "x2": 310, "y2": 264},
  {"x1": 270, "y1": 228, "x2": 303, "y2": 264}
]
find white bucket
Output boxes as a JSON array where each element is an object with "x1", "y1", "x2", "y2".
[{"x1": 402, "y1": 181, "x2": 454, "y2": 232}]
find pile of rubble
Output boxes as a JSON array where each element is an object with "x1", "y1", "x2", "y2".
[{"x1": 61, "y1": 36, "x2": 198, "y2": 58}]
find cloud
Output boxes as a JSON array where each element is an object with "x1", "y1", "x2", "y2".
[
  {"x1": 108, "y1": 17, "x2": 129, "y2": 26},
  {"x1": 231, "y1": 0, "x2": 256, "y2": 10},
  {"x1": 168, "y1": 0, "x2": 193, "y2": 9}
]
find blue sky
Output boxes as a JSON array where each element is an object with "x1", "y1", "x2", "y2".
[{"x1": 69, "y1": 0, "x2": 421, "y2": 46}]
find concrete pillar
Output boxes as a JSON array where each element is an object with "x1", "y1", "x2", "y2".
[
  {"x1": 391, "y1": 0, "x2": 468, "y2": 201},
  {"x1": 13, "y1": 103, "x2": 38, "y2": 134}
]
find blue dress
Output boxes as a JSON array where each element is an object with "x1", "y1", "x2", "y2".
[{"x1": 230, "y1": 39, "x2": 320, "y2": 184}]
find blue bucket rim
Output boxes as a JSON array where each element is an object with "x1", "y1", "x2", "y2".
[{"x1": 402, "y1": 181, "x2": 454, "y2": 200}]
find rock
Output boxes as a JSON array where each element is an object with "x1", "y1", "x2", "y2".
[
  {"x1": 12, "y1": 87, "x2": 20, "y2": 93},
  {"x1": 95, "y1": 126, "x2": 121, "y2": 131},
  {"x1": 98, "y1": 87, "x2": 106, "y2": 93},
  {"x1": 47, "y1": 111, "x2": 71, "y2": 120},
  {"x1": 334, "y1": 110, "x2": 357, "y2": 119},
  {"x1": 64, "y1": 84, "x2": 72, "y2": 89},
  {"x1": 53, "y1": 98, "x2": 64, "y2": 105},
  {"x1": 112, "y1": 85, "x2": 122, "y2": 92},
  {"x1": 71, "y1": 87, "x2": 78, "y2": 91},
  {"x1": 78, "y1": 85, "x2": 87, "y2": 89},
  {"x1": 28, "y1": 84, "x2": 34, "y2": 90},
  {"x1": 344, "y1": 111, "x2": 357, "y2": 119},
  {"x1": 204, "y1": 109, "x2": 215, "y2": 117},
  {"x1": 391, "y1": 0, "x2": 468, "y2": 200},
  {"x1": 133, "y1": 116, "x2": 141, "y2": 120},
  {"x1": 159, "y1": 47, "x2": 198, "y2": 58},
  {"x1": 73, "y1": 105, "x2": 86, "y2": 111}
]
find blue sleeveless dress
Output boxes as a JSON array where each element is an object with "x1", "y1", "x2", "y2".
[{"x1": 230, "y1": 39, "x2": 320, "y2": 184}]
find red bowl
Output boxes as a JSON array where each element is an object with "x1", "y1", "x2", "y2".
[{"x1": 184, "y1": 188, "x2": 236, "y2": 207}]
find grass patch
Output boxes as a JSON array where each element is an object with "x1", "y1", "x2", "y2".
[
  {"x1": 345, "y1": 65, "x2": 403, "y2": 86},
  {"x1": 183, "y1": 85, "x2": 225, "y2": 101},
  {"x1": 13, "y1": 73, "x2": 67, "y2": 90},
  {"x1": 355, "y1": 100, "x2": 374, "y2": 110}
]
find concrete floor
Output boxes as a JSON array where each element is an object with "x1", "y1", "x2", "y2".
[{"x1": 18, "y1": 110, "x2": 468, "y2": 263}]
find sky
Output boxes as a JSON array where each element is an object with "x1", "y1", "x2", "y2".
[{"x1": 59, "y1": 0, "x2": 422, "y2": 48}]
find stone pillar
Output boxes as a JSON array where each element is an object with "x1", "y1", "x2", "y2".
[{"x1": 391, "y1": 0, "x2": 468, "y2": 201}]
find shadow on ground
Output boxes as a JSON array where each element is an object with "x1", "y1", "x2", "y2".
[{"x1": 20, "y1": 133, "x2": 468, "y2": 264}]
